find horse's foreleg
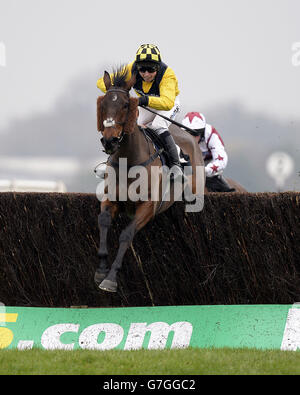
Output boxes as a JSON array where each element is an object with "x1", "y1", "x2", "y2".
[
  {"x1": 99, "y1": 202, "x2": 154, "y2": 292},
  {"x1": 94, "y1": 202, "x2": 118, "y2": 286}
]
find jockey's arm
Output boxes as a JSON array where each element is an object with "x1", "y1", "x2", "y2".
[
  {"x1": 205, "y1": 129, "x2": 228, "y2": 177},
  {"x1": 147, "y1": 71, "x2": 178, "y2": 111},
  {"x1": 96, "y1": 63, "x2": 134, "y2": 93},
  {"x1": 96, "y1": 64, "x2": 179, "y2": 112},
  {"x1": 97, "y1": 76, "x2": 107, "y2": 93}
]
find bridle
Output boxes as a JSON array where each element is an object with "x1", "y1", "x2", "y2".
[
  {"x1": 100, "y1": 87, "x2": 163, "y2": 169},
  {"x1": 101, "y1": 87, "x2": 130, "y2": 152}
]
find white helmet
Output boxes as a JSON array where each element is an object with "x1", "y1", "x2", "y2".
[{"x1": 182, "y1": 112, "x2": 206, "y2": 135}]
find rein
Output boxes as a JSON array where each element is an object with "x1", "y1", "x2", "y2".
[
  {"x1": 107, "y1": 148, "x2": 163, "y2": 170},
  {"x1": 107, "y1": 87, "x2": 129, "y2": 95}
]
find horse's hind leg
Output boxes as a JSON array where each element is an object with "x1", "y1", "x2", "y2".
[
  {"x1": 99, "y1": 203, "x2": 153, "y2": 293},
  {"x1": 94, "y1": 202, "x2": 118, "y2": 287}
]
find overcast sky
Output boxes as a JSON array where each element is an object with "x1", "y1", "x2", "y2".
[{"x1": 0, "y1": 0, "x2": 300, "y2": 130}]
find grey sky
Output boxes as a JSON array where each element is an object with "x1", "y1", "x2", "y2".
[{"x1": 0, "y1": 0, "x2": 300, "y2": 130}]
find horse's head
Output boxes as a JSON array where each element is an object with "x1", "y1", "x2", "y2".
[{"x1": 97, "y1": 67, "x2": 138, "y2": 155}]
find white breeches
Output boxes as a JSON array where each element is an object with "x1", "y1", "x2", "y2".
[{"x1": 137, "y1": 96, "x2": 180, "y2": 131}]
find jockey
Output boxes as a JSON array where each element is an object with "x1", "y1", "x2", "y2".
[
  {"x1": 97, "y1": 44, "x2": 183, "y2": 178},
  {"x1": 181, "y1": 112, "x2": 235, "y2": 192}
]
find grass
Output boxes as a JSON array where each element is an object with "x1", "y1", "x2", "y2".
[{"x1": 1, "y1": 347, "x2": 300, "y2": 375}]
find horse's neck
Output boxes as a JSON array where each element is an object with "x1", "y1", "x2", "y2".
[{"x1": 113, "y1": 126, "x2": 152, "y2": 165}]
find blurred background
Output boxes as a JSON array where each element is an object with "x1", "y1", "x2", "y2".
[{"x1": 0, "y1": 0, "x2": 299, "y2": 193}]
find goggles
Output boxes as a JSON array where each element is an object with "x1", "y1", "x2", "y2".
[
  {"x1": 137, "y1": 66, "x2": 157, "y2": 73},
  {"x1": 189, "y1": 128, "x2": 205, "y2": 137}
]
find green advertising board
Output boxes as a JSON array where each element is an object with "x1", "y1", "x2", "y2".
[{"x1": 1, "y1": 304, "x2": 300, "y2": 351}]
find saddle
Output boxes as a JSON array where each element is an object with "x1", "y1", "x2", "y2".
[{"x1": 139, "y1": 127, "x2": 169, "y2": 168}]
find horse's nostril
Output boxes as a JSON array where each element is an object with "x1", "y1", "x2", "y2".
[
  {"x1": 101, "y1": 136, "x2": 120, "y2": 154},
  {"x1": 111, "y1": 137, "x2": 119, "y2": 145},
  {"x1": 102, "y1": 137, "x2": 118, "y2": 146}
]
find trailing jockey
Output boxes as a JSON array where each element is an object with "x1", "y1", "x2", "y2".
[
  {"x1": 97, "y1": 44, "x2": 183, "y2": 179},
  {"x1": 181, "y1": 112, "x2": 235, "y2": 192}
]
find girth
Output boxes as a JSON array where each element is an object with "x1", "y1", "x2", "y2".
[
  {"x1": 107, "y1": 127, "x2": 163, "y2": 169},
  {"x1": 107, "y1": 148, "x2": 163, "y2": 170}
]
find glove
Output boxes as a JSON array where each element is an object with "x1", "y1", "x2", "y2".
[{"x1": 138, "y1": 95, "x2": 149, "y2": 107}]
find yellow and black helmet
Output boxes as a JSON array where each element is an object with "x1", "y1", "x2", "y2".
[{"x1": 135, "y1": 44, "x2": 161, "y2": 63}]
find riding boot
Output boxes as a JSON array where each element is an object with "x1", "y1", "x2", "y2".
[
  {"x1": 206, "y1": 175, "x2": 236, "y2": 192},
  {"x1": 217, "y1": 175, "x2": 236, "y2": 192},
  {"x1": 154, "y1": 128, "x2": 183, "y2": 179}
]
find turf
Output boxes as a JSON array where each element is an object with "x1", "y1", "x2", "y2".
[{"x1": 1, "y1": 347, "x2": 300, "y2": 375}]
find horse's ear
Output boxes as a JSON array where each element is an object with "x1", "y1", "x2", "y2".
[
  {"x1": 125, "y1": 72, "x2": 136, "y2": 91},
  {"x1": 124, "y1": 98, "x2": 139, "y2": 133},
  {"x1": 103, "y1": 71, "x2": 111, "y2": 91},
  {"x1": 97, "y1": 96, "x2": 104, "y2": 131}
]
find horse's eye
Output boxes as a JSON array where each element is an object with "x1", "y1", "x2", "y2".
[{"x1": 123, "y1": 103, "x2": 129, "y2": 109}]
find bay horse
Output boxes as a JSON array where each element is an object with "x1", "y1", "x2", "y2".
[{"x1": 95, "y1": 67, "x2": 205, "y2": 292}]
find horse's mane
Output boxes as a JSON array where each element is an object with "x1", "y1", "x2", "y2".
[
  {"x1": 111, "y1": 65, "x2": 129, "y2": 88},
  {"x1": 97, "y1": 65, "x2": 138, "y2": 133}
]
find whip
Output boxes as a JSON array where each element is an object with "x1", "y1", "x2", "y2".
[{"x1": 140, "y1": 105, "x2": 200, "y2": 136}]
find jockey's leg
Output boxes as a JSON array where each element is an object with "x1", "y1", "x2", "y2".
[
  {"x1": 138, "y1": 97, "x2": 183, "y2": 178},
  {"x1": 137, "y1": 106, "x2": 155, "y2": 127},
  {"x1": 153, "y1": 128, "x2": 183, "y2": 179},
  {"x1": 150, "y1": 98, "x2": 183, "y2": 178},
  {"x1": 217, "y1": 175, "x2": 236, "y2": 192}
]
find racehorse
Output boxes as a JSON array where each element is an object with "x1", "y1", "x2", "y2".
[{"x1": 95, "y1": 67, "x2": 205, "y2": 292}]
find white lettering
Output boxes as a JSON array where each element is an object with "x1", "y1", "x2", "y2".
[
  {"x1": 103, "y1": 380, "x2": 137, "y2": 392},
  {"x1": 118, "y1": 158, "x2": 128, "y2": 201},
  {"x1": 79, "y1": 323, "x2": 123, "y2": 350},
  {"x1": 292, "y1": 42, "x2": 300, "y2": 67},
  {"x1": 39, "y1": 320, "x2": 193, "y2": 351},
  {"x1": 41, "y1": 323, "x2": 79, "y2": 350},
  {"x1": 0, "y1": 42, "x2": 6, "y2": 67},
  {"x1": 96, "y1": 162, "x2": 205, "y2": 212},
  {"x1": 17, "y1": 340, "x2": 34, "y2": 350},
  {"x1": 0, "y1": 302, "x2": 6, "y2": 327},
  {"x1": 124, "y1": 321, "x2": 193, "y2": 350},
  {"x1": 128, "y1": 165, "x2": 149, "y2": 201},
  {"x1": 281, "y1": 308, "x2": 300, "y2": 351}
]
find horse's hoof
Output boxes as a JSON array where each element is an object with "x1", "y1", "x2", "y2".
[
  {"x1": 99, "y1": 279, "x2": 117, "y2": 293},
  {"x1": 94, "y1": 269, "x2": 108, "y2": 286}
]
